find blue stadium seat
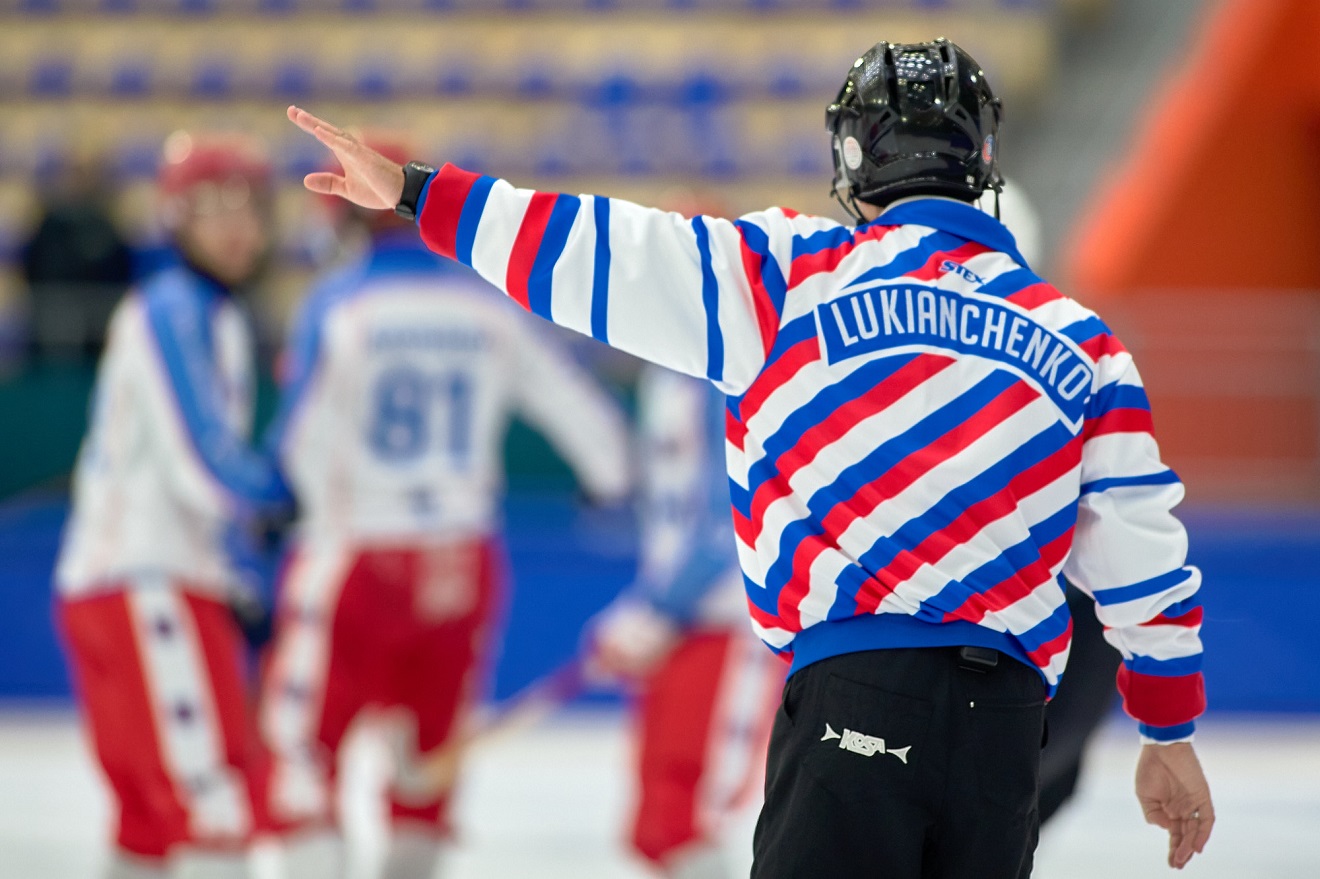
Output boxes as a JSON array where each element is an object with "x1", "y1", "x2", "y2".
[
  {"x1": 352, "y1": 62, "x2": 395, "y2": 99},
  {"x1": 590, "y1": 73, "x2": 640, "y2": 109},
  {"x1": 190, "y1": 60, "x2": 235, "y2": 98},
  {"x1": 434, "y1": 63, "x2": 473, "y2": 96},
  {"x1": 19, "y1": 0, "x2": 61, "y2": 13},
  {"x1": 270, "y1": 60, "x2": 316, "y2": 99},
  {"x1": 27, "y1": 57, "x2": 73, "y2": 97},
  {"x1": 676, "y1": 71, "x2": 730, "y2": 107},
  {"x1": 108, "y1": 60, "x2": 153, "y2": 97},
  {"x1": 515, "y1": 63, "x2": 557, "y2": 100}
]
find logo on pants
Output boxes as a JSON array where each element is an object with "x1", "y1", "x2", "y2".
[{"x1": 821, "y1": 723, "x2": 911, "y2": 764}]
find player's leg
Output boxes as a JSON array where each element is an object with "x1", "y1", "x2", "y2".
[
  {"x1": 59, "y1": 588, "x2": 190, "y2": 876},
  {"x1": 383, "y1": 539, "x2": 500, "y2": 879},
  {"x1": 64, "y1": 582, "x2": 262, "y2": 877},
  {"x1": 631, "y1": 630, "x2": 780, "y2": 878},
  {"x1": 169, "y1": 589, "x2": 276, "y2": 879},
  {"x1": 259, "y1": 547, "x2": 367, "y2": 879}
]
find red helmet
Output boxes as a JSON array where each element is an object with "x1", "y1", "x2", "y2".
[{"x1": 158, "y1": 131, "x2": 271, "y2": 207}]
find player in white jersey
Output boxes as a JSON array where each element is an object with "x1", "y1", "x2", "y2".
[
  {"x1": 55, "y1": 134, "x2": 290, "y2": 879},
  {"x1": 591, "y1": 364, "x2": 782, "y2": 879},
  {"x1": 257, "y1": 138, "x2": 632, "y2": 879}
]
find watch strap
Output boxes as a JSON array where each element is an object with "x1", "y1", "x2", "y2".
[{"x1": 394, "y1": 161, "x2": 437, "y2": 221}]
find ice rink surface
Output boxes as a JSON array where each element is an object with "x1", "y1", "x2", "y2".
[{"x1": 1, "y1": 709, "x2": 1317, "y2": 879}]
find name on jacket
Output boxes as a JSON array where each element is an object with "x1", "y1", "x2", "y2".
[
  {"x1": 817, "y1": 285, "x2": 1093, "y2": 427},
  {"x1": 369, "y1": 326, "x2": 487, "y2": 353}
]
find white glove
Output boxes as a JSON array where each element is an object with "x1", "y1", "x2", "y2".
[{"x1": 588, "y1": 599, "x2": 680, "y2": 683}]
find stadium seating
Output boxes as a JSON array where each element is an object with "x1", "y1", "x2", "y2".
[{"x1": 0, "y1": 1, "x2": 1062, "y2": 316}]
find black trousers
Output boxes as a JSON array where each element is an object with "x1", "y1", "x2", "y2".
[
  {"x1": 1039, "y1": 586, "x2": 1121, "y2": 824},
  {"x1": 752, "y1": 648, "x2": 1047, "y2": 879}
]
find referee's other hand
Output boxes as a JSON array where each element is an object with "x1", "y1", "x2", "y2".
[
  {"x1": 287, "y1": 106, "x2": 405, "y2": 210},
  {"x1": 1135, "y1": 742, "x2": 1215, "y2": 869}
]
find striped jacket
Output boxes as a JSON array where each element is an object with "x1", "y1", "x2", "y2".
[{"x1": 414, "y1": 166, "x2": 1205, "y2": 742}]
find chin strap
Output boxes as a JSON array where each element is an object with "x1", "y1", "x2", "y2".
[{"x1": 830, "y1": 185, "x2": 867, "y2": 225}]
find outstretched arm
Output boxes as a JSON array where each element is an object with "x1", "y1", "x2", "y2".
[{"x1": 287, "y1": 105, "x2": 794, "y2": 396}]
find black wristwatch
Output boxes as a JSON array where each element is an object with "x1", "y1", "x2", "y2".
[{"x1": 394, "y1": 161, "x2": 437, "y2": 221}]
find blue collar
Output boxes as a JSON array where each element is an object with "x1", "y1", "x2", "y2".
[{"x1": 870, "y1": 198, "x2": 1028, "y2": 267}]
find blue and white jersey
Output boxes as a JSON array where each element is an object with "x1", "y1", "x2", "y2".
[
  {"x1": 268, "y1": 235, "x2": 631, "y2": 547},
  {"x1": 57, "y1": 267, "x2": 290, "y2": 597},
  {"x1": 632, "y1": 366, "x2": 744, "y2": 627}
]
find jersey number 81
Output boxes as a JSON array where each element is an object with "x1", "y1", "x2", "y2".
[{"x1": 368, "y1": 365, "x2": 472, "y2": 465}]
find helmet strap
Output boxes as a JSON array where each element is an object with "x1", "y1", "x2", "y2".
[{"x1": 831, "y1": 186, "x2": 867, "y2": 225}]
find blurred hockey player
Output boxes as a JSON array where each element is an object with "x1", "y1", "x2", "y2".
[
  {"x1": 591, "y1": 365, "x2": 782, "y2": 879},
  {"x1": 258, "y1": 136, "x2": 632, "y2": 879},
  {"x1": 55, "y1": 133, "x2": 290, "y2": 879}
]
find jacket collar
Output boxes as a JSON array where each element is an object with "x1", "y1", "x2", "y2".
[{"x1": 870, "y1": 197, "x2": 1028, "y2": 267}]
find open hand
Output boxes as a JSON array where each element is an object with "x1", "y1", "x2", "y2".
[
  {"x1": 1135, "y1": 742, "x2": 1215, "y2": 869},
  {"x1": 286, "y1": 105, "x2": 405, "y2": 209}
]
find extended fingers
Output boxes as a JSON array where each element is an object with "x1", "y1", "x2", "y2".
[{"x1": 287, "y1": 105, "x2": 343, "y2": 138}]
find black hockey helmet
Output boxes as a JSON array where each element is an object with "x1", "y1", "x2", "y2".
[{"x1": 826, "y1": 39, "x2": 1003, "y2": 220}]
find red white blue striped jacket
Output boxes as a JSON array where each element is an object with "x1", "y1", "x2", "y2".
[{"x1": 414, "y1": 165, "x2": 1206, "y2": 742}]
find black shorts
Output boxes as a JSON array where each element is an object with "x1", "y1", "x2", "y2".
[{"x1": 752, "y1": 647, "x2": 1047, "y2": 879}]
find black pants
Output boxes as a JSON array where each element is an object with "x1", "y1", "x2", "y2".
[{"x1": 752, "y1": 648, "x2": 1047, "y2": 879}]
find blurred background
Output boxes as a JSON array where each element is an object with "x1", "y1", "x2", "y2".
[{"x1": 0, "y1": 0, "x2": 1317, "y2": 876}]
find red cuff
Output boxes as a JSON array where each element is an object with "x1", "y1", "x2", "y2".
[
  {"x1": 1117, "y1": 665, "x2": 1206, "y2": 728},
  {"x1": 416, "y1": 163, "x2": 482, "y2": 260}
]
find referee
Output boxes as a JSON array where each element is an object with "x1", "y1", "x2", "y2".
[{"x1": 287, "y1": 38, "x2": 1213, "y2": 878}]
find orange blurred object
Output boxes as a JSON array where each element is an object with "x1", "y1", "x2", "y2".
[{"x1": 1065, "y1": 0, "x2": 1320, "y2": 502}]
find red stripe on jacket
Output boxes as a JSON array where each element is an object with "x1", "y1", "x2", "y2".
[
  {"x1": 748, "y1": 355, "x2": 956, "y2": 535},
  {"x1": 505, "y1": 192, "x2": 559, "y2": 310},
  {"x1": 738, "y1": 238, "x2": 782, "y2": 359},
  {"x1": 415, "y1": 164, "x2": 481, "y2": 260},
  {"x1": 1084, "y1": 407, "x2": 1155, "y2": 440},
  {"x1": 739, "y1": 338, "x2": 822, "y2": 425},
  {"x1": 787, "y1": 224, "x2": 898, "y2": 290}
]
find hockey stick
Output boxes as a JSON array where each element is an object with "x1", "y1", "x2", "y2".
[{"x1": 391, "y1": 659, "x2": 587, "y2": 803}]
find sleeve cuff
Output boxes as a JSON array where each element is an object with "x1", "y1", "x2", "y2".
[
  {"x1": 1139, "y1": 720, "x2": 1196, "y2": 744},
  {"x1": 415, "y1": 164, "x2": 484, "y2": 261}
]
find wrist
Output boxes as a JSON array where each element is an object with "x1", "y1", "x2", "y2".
[{"x1": 394, "y1": 161, "x2": 437, "y2": 221}]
